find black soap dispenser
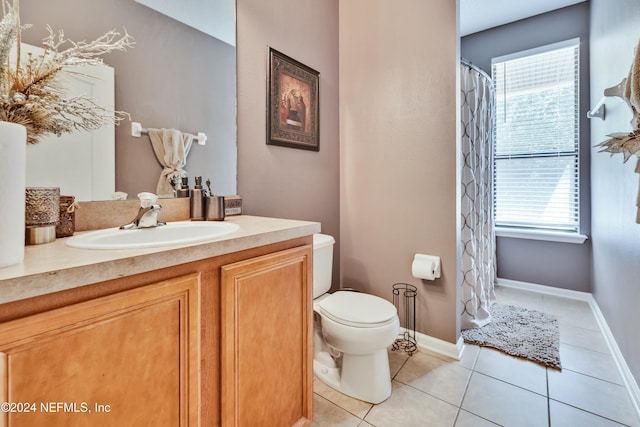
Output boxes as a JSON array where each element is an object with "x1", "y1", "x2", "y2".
[{"x1": 190, "y1": 176, "x2": 205, "y2": 220}]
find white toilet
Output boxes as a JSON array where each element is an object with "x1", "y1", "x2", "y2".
[{"x1": 313, "y1": 234, "x2": 400, "y2": 404}]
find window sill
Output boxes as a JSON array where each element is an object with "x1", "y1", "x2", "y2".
[{"x1": 495, "y1": 227, "x2": 589, "y2": 244}]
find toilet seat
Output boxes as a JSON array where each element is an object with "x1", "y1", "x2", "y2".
[{"x1": 316, "y1": 291, "x2": 397, "y2": 328}]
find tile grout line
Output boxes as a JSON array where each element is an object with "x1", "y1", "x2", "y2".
[
  {"x1": 546, "y1": 368, "x2": 551, "y2": 427},
  {"x1": 469, "y1": 370, "x2": 549, "y2": 399},
  {"x1": 498, "y1": 279, "x2": 640, "y2": 423},
  {"x1": 561, "y1": 366, "x2": 628, "y2": 387},
  {"x1": 547, "y1": 397, "x2": 631, "y2": 427},
  {"x1": 314, "y1": 284, "x2": 638, "y2": 425}
]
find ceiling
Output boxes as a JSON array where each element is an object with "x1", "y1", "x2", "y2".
[
  {"x1": 134, "y1": 0, "x2": 585, "y2": 45},
  {"x1": 459, "y1": 0, "x2": 588, "y2": 36},
  {"x1": 132, "y1": 0, "x2": 588, "y2": 48},
  {"x1": 134, "y1": 0, "x2": 235, "y2": 46}
]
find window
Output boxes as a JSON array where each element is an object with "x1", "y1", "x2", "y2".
[{"x1": 492, "y1": 39, "x2": 580, "y2": 233}]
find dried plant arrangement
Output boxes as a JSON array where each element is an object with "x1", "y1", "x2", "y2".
[
  {"x1": 0, "y1": 0, "x2": 134, "y2": 144},
  {"x1": 596, "y1": 38, "x2": 640, "y2": 223},
  {"x1": 596, "y1": 39, "x2": 640, "y2": 162}
]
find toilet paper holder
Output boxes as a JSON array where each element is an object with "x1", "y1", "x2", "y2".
[
  {"x1": 391, "y1": 283, "x2": 417, "y2": 356},
  {"x1": 411, "y1": 253, "x2": 441, "y2": 280}
]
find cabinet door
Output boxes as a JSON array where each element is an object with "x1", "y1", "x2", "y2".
[
  {"x1": 0, "y1": 273, "x2": 200, "y2": 427},
  {"x1": 221, "y1": 245, "x2": 313, "y2": 427}
]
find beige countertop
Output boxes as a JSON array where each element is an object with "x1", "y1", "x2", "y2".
[{"x1": 0, "y1": 215, "x2": 321, "y2": 305}]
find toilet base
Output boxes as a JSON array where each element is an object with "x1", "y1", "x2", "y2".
[{"x1": 314, "y1": 348, "x2": 392, "y2": 404}]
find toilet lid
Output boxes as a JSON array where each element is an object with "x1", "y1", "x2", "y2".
[{"x1": 317, "y1": 291, "x2": 397, "y2": 327}]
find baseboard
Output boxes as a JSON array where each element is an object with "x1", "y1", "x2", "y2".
[
  {"x1": 496, "y1": 278, "x2": 592, "y2": 301},
  {"x1": 587, "y1": 295, "x2": 640, "y2": 420},
  {"x1": 496, "y1": 278, "x2": 640, "y2": 420},
  {"x1": 404, "y1": 327, "x2": 464, "y2": 360}
]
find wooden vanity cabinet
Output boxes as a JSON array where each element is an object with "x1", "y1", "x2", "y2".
[
  {"x1": 0, "y1": 273, "x2": 201, "y2": 427},
  {"x1": 0, "y1": 236, "x2": 313, "y2": 427},
  {"x1": 221, "y1": 245, "x2": 313, "y2": 427}
]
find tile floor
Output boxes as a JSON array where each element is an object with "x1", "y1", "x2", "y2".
[{"x1": 311, "y1": 285, "x2": 640, "y2": 426}]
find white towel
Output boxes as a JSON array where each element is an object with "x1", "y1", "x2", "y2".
[{"x1": 148, "y1": 128, "x2": 194, "y2": 197}]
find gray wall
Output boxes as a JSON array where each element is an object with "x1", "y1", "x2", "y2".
[
  {"x1": 20, "y1": 0, "x2": 236, "y2": 199},
  {"x1": 461, "y1": 3, "x2": 592, "y2": 292},
  {"x1": 236, "y1": 0, "x2": 341, "y2": 289},
  {"x1": 590, "y1": 0, "x2": 640, "y2": 387}
]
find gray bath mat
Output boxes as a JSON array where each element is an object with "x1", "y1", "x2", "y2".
[{"x1": 461, "y1": 303, "x2": 561, "y2": 370}]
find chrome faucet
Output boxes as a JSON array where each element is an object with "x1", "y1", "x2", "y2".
[
  {"x1": 120, "y1": 204, "x2": 166, "y2": 229},
  {"x1": 120, "y1": 192, "x2": 166, "y2": 229}
]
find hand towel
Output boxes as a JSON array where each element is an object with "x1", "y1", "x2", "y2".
[{"x1": 148, "y1": 128, "x2": 194, "y2": 197}]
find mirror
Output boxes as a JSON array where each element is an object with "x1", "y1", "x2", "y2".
[
  {"x1": 19, "y1": 0, "x2": 236, "y2": 201},
  {"x1": 20, "y1": 42, "x2": 117, "y2": 201}
]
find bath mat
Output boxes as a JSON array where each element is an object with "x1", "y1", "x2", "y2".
[{"x1": 461, "y1": 303, "x2": 561, "y2": 370}]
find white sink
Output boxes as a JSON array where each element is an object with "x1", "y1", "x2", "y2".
[{"x1": 65, "y1": 221, "x2": 240, "y2": 250}]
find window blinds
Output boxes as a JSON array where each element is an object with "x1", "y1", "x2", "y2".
[{"x1": 492, "y1": 39, "x2": 580, "y2": 232}]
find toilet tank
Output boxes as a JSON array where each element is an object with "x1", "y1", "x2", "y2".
[{"x1": 313, "y1": 234, "x2": 335, "y2": 299}]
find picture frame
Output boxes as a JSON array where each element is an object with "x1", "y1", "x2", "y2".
[{"x1": 267, "y1": 47, "x2": 320, "y2": 151}]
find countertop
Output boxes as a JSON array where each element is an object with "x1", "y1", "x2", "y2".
[{"x1": 0, "y1": 215, "x2": 321, "y2": 304}]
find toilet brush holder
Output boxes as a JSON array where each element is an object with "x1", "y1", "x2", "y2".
[{"x1": 391, "y1": 283, "x2": 417, "y2": 356}]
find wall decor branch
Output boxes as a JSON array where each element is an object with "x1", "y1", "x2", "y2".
[
  {"x1": 0, "y1": 0, "x2": 133, "y2": 144},
  {"x1": 595, "y1": 38, "x2": 640, "y2": 223}
]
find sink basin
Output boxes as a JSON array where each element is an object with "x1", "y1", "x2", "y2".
[{"x1": 65, "y1": 221, "x2": 240, "y2": 250}]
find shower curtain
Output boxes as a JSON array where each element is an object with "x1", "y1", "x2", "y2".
[{"x1": 460, "y1": 60, "x2": 496, "y2": 330}]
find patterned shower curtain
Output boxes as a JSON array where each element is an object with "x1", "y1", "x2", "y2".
[{"x1": 460, "y1": 60, "x2": 496, "y2": 330}]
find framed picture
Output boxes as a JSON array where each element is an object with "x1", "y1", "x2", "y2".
[{"x1": 267, "y1": 47, "x2": 320, "y2": 151}]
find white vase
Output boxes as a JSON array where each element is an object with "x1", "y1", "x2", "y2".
[{"x1": 0, "y1": 122, "x2": 26, "y2": 268}]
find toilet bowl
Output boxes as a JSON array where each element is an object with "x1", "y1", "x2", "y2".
[{"x1": 312, "y1": 234, "x2": 400, "y2": 404}]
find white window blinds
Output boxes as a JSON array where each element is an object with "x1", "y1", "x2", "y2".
[{"x1": 492, "y1": 39, "x2": 580, "y2": 232}]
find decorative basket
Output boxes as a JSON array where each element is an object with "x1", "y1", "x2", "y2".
[{"x1": 56, "y1": 195, "x2": 77, "y2": 237}]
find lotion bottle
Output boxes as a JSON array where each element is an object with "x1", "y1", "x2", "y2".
[{"x1": 190, "y1": 176, "x2": 205, "y2": 220}]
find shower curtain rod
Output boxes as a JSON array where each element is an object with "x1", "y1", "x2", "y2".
[{"x1": 461, "y1": 58, "x2": 491, "y2": 81}]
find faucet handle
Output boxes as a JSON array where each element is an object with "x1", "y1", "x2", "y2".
[
  {"x1": 119, "y1": 196, "x2": 164, "y2": 229},
  {"x1": 137, "y1": 192, "x2": 158, "y2": 208},
  {"x1": 136, "y1": 203, "x2": 164, "y2": 228}
]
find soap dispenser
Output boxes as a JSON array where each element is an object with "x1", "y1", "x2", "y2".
[
  {"x1": 190, "y1": 176, "x2": 205, "y2": 220},
  {"x1": 176, "y1": 177, "x2": 190, "y2": 198}
]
